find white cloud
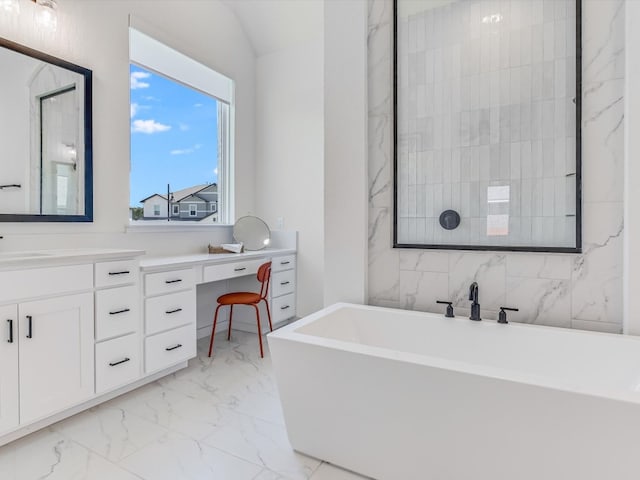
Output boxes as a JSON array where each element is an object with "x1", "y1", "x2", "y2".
[
  {"x1": 170, "y1": 144, "x2": 202, "y2": 155},
  {"x1": 132, "y1": 119, "x2": 171, "y2": 134},
  {"x1": 130, "y1": 103, "x2": 138, "y2": 118},
  {"x1": 194, "y1": 103, "x2": 203, "y2": 108},
  {"x1": 213, "y1": 167, "x2": 219, "y2": 175},
  {"x1": 131, "y1": 71, "x2": 151, "y2": 89},
  {"x1": 179, "y1": 123, "x2": 190, "y2": 131}
]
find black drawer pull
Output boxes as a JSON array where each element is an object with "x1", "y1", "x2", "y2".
[
  {"x1": 26, "y1": 315, "x2": 33, "y2": 338},
  {"x1": 165, "y1": 279, "x2": 182, "y2": 284},
  {"x1": 234, "y1": 267, "x2": 246, "y2": 272},
  {"x1": 165, "y1": 344, "x2": 182, "y2": 351},
  {"x1": 280, "y1": 305, "x2": 290, "y2": 310},
  {"x1": 280, "y1": 261, "x2": 290, "y2": 265},
  {"x1": 7, "y1": 319, "x2": 13, "y2": 344},
  {"x1": 109, "y1": 357, "x2": 131, "y2": 367},
  {"x1": 165, "y1": 308, "x2": 183, "y2": 314},
  {"x1": 108, "y1": 271, "x2": 130, "y2": 276},
  {"x1": 280, "y1": 281, "x2": 290, "y2": 285},
  {"x1": 109, "y1": 308, "x2": 131, "y2": 315}
]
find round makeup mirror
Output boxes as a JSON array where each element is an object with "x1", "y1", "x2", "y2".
[{"x1": 233, "y1": 215, "x2": 271, "y2": 251}]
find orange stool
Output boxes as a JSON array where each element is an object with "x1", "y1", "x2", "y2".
[{"x1": 208, "y1": 261, "x2": 273, "y2": 358}]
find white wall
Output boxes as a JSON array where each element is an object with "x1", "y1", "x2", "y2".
[
  {"x1": 255, "y1": 38, "x2": 324, "y2": 317},
  {"x1": 323, "y1": 0, "x2": 369, "y2": 306},
  {"x1": 0, "y1": 0, "x2": 255, "y2": 252},
  {"x1": 624, "y1": 0, "x2": 640, "y2": 334}
]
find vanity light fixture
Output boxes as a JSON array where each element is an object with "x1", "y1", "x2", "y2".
[
  {"x1": 0, "y1": 0, "x2": 20, "y2": 14},
  {"x1": 32, "y1": 0, "x2": 58, "y2": 31}
]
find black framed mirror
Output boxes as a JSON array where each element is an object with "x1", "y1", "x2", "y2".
[{"x1": 0, "y1": 37, "x2": 92, "y2": 222}]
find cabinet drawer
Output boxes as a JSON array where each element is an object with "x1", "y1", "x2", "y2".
[
  {"x1": 271, "y1": 254, "x2": 296, "y2": 273},
  {"x1": 203, "y1": 258, "x2": 265, "y2": 283},
  {"x1": 145, "y1": 324, "x2": 196, "y2": 374},
  {"x1": 95, "y1": 285, "x2": 139, "y2": 341},
  {"x1": 145, "y1": 290, "x2": 195, "y2": 335},
  {"x1": 145, "y1": 268, "x2": 195, "y2": 296},
  {"x1": 95, "y1": 260, "x2": 139, "y2": 288},
  {"x1": 0, "y1": 264, "x2": 93, "y2": 303},
  {"x1": 271, "y1": 269, "x2": 296, "y2": 297},
  {"x1": 272, "y1": 293, "x2": 296, "y2": 324},
  {"x1": 95, "y1": 333, "x2": 141, "y2": 394}
]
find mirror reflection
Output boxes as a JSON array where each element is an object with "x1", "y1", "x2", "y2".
[{"x1": 0, "y1": 37, "x2": 92, "y2": 221}]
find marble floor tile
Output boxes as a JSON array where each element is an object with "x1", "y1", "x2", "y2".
[
  {"x1": 253, "y1": 469, "x2": 288, "y2": 480},
  {"x1": 310, "y1": 462, "x2": 370, "y2": 480},
  {"x1": 0, "y1": 428, "x2": 141, "y2": 480},
  {"x1": 201, "y1": 407, "x2": 321, "y2": 480},
  {"x1": 108, "y1": 382, "x2": 229, "y2": 441},
  {"x1": 119, "y1": 431, "x2": 263, "y2": 480},
  {"x1": 52, "y1": 403, "x2": 169, "y2": 463},
  {"x1": 157, "y1": 338, "x2": 286, "y2": 426}
]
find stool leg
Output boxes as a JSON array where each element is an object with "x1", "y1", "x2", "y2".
[
  {"x1": 253, "y1": 304, "x2": 264, "y2": 358},
  {"x1": 209, "y1": 304, "x2": 223, "y2": 357},
  {"x1": 263, "y1": 298, "x2": 273, "y2": 331},
  {"x1": 227, "y1": 304, "x2": 234, "y2": 340}
]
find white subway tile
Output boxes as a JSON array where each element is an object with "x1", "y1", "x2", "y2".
[
  {"x1": 554, "y1": 18, "x2": 567, "y2": 58},
  {"x1": 511, "y1": 142, "x2": 522, "y2": 180},
  {"x1": 543, "y1": 21, "x2": 554, "y2": 62}
]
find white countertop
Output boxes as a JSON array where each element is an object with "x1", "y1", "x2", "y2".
[
  {"x1": 139, "y1": 248, "x2": 296, "y2": 271},
  {"x1": 0, "y1": 248, "x2": 145, "y2": 269}
]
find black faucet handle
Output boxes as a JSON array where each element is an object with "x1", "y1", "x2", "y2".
[
  {"x1": 436, "y1": 300, "x2": 454, "y2": 318},
  {"x1": 498, "y1": 306, "x2": 519, "y2": 324}
]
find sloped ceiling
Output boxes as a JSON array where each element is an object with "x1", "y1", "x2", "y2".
[{"x1": 223, "y1": 0, "x2": 323, "y2": 57}]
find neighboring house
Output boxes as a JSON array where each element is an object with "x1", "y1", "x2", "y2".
[
  {"x1": 139, "y1": 183, "x2": 218, "y2": 221},
  {"x1": 140, "y1": 193, "x2": 168, "y2": 219}
]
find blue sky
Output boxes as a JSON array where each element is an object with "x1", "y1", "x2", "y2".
[{"x1": 129, "y1": 64, "x2": 218, "y2": 206}]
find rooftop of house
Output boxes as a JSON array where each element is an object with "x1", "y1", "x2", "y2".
[{"x1": 139, "y1": 183, "x2": 217, "y2": 204}]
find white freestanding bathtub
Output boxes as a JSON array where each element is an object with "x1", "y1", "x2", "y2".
[{"x1": 268, "y1": 303, "x2": 640, "y2": 480}]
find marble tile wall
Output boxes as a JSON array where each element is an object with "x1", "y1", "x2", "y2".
[
  {"x1": 396, "y1": 0, "x2": 578, "y2": 248},
  {"x1": 368, "y1": 0, "x2": 624, "y2": 332}
]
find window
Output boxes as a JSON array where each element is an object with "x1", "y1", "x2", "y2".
[
  {"x1": 129, "y1": 28, "x2": 234, "y2": 224},
  {"x1": 153, "y1": 204, "x2": 161, "y2": 216},
  {"x1": 210, "y1": 203, "x2": 217, "y2": 213}
]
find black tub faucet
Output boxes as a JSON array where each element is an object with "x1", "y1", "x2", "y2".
[{"x1": 469, "y1": 282, "x2": 481, "y2": 321}]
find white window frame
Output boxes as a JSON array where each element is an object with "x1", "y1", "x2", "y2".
[
  {"x1": 129, "y1": 26, "x2": 234, "y2": 226},
  {"x1": 189, "y1": 204, "x2": 197, "y2": 217},
  {"x1": 172, "y1": 204, "x2": 179, "y2": 215},
  {"x1": 153, "y1": 204, "x2": 161, "y2": 216}
]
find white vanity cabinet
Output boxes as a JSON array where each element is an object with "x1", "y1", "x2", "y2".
[
  {"x1": 94, "y1": 259, "x2": 141, "y2": 394},
  {"x1": 18, "y1": 293, "x2": 94, "y2": 424},
  {"x1": 0, "y1": 305, "x2": 18, "y2": 434},
  {"x1": 270, "y1": 254, "x2": 296, "y2": 326},
  {"x1": 0, "y1": 249, "x2": 144, "y2": 444},
  {"x1": 142, "y1": 268, "x2": 197, "y2": 374},
  {"x1": 0, "y1": 262, "x2": 95, "y2": 429}
]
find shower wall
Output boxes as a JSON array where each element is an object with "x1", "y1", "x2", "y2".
[
  {"x1": 369, "y1": 0, "x2": 624, "y2": 332},
  {"x1": 396, "y1": 0, "x2": 578, "y2": 248}
]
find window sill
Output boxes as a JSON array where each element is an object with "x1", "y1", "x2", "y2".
[{"x1": 126, "y1": 222, "x2": 232, "y2": 234}]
